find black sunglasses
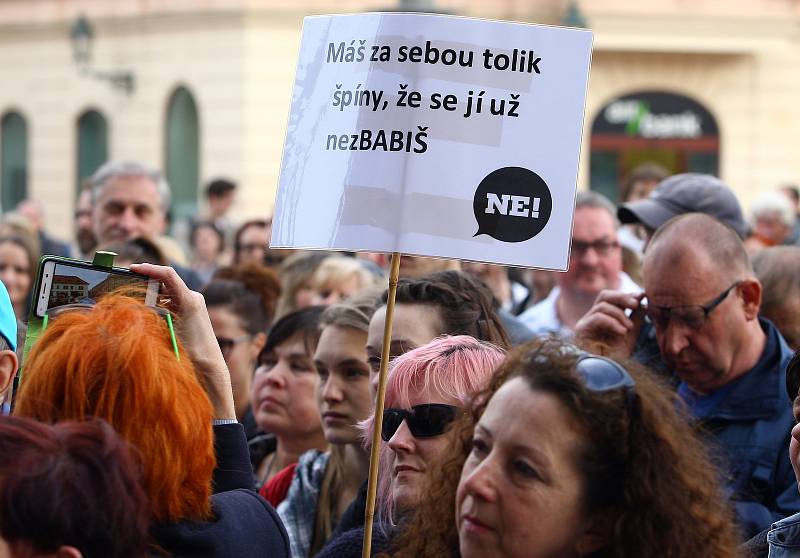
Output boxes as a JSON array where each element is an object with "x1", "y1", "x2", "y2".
[{"x1": 381, "y1": 403, "x2": 460, "y2": 442}]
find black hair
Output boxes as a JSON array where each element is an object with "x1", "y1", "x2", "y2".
[
  {"x1": 205, "y1": 178, "x2": 236, "y2": 199},
  {"x1": 260, "y1": 305, "x2": 326, "y2": 359}
]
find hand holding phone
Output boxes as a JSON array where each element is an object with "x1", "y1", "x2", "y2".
[
  {"x1": 35, "y1": 258, "x2": 159, "y2": 318},
  {"x1": 130, "y1": 263, "x2": 237, "y2": 420}
]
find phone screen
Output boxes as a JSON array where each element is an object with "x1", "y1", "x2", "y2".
[{"x1": 37, "y1": 260, "x2": 158, "y2": 317}]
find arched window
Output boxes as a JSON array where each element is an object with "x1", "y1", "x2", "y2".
[
  {"x1": 1, "y1": 111, "x2": 28, "y2": 211},
  {"x1": 76, "y1": 109, "x2": 109, "y2": 195},
  {"x1": 165, "y1": 86, "x2": 200, "y2": 221}
]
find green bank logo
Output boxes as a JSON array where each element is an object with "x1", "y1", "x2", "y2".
[{"x1": 604, "y1": 100, "x2": 702, "y2": 139}]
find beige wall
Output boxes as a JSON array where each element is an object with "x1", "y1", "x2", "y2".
[{"x1": 2, "y1": 0, "x2": 800, "y2": 240}]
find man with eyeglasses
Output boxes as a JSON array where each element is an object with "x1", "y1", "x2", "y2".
[
  {"x1": 576, "y1": 213, "x2": 798, "y2": 538},
  {"x1": 518, "y1": 191, "x2": 641, "y2": 337}
]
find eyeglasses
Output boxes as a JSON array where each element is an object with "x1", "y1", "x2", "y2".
[
  {"x1": 570, "y1": 239, "x2": 620, "y2": 257},
  {"x1": 217, "y1": 334, "x2": 251, "y2": 358},
  {"x1": 381, "y1": 403, "x2": 460, "y2": 442},
  {"x1": 644, "y1": 281, "x2": 741, "y2": 331}
]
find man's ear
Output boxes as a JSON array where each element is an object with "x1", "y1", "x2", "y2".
[
  {"x1": 54, "y1": 546, "x2": 83, "y2": 558},
  {"x1": 0, "y1": 350, "x2": 18, "y2": 398},
  {"x1": 739, "y1": 278, "x2": 762, "y2": 321}
]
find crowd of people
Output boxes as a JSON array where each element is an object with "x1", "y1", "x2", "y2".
[{"x1": 2, "y1": 160, "x2": 800, "y2": 557}]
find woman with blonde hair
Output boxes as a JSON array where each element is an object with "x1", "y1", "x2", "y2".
[{"x1": 311, "y1": 256, "x2": 384, "y2": 306}]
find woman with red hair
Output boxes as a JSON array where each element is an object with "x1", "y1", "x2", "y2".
[{"x1": 14, "y1": 264, "x2": 289, "y2": 557}]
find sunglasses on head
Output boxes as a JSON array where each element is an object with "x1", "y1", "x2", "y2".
[
  {"x1": 381, "y1": 403, "x2": 460, "y2": 442},
  {"x1": 575, "y1": 353, "x2": 636, "y2": 394},
  {"x1": 575, "y1": 353, "x2": 638, "y2": 453}
]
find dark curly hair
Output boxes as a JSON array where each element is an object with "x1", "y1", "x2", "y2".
[{"x1": 391, "y1": 338, "x2": 740, "y2": 558}]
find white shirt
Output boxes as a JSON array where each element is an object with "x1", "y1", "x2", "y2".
[{"x1": 519, "y1": 272, "x2": 642, "y2": 338}]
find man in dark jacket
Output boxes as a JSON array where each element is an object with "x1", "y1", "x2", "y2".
[{"x1": 576, "y1": 213, "x2": 799, "y2": 537}]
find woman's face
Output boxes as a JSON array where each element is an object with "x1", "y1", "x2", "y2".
[
  {"x1": 386, "y1": 387, "x2": 462, "y2": 512},
  {"x1": 0, "y1": 242, "x2": 31, "y2": 310},
  {"x1": 314, "y1": 325, "x2": 372, "y2": 445},
  {"x1": 251, "y1": 332, "x2": 323, "y2": 439},
  {"x1": 456, "y1": 377, "x2": 596, "y2": 558},
  {"x1": 292, "y1": 280, "x2": 316, "y2": 310},
  {"x1": 193, "y1": 226, "x2": 222, "y2": 262},
  {"x1": 208, "y1": 306, "x2": 263, "y2": 414}
]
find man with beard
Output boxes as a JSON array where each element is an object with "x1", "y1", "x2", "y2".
[
  {"x1": 519, "y1": 190, "x2": 640, "y2": 337},
  {"x1": 576, "y1": 213, "x2": 799, "y2": 538}
]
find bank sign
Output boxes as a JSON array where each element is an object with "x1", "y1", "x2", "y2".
[{"x1": 594, "y1": 91, "x2": 718, "y2": 140}]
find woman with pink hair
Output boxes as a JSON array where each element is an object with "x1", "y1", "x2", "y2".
[{"x1": 317, "y1": 335, "x2": 504, "y2": 557}]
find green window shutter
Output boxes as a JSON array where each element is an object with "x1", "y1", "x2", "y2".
[
  {"x1": 1, "y1": 111, "x2": 28, "y2": 211},
  {"x1": 76, "y1": 109, "x2": 109, "y2": 196},
  {"x1": 165, "y1": 87, "x2": 200, "y2": 221}
]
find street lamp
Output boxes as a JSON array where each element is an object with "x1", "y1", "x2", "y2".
[
  {"x1": 69, "y1": 14, "x2": 135, "y2": 95},
  {"x1": 70, "y1": 15, "x2": 92, "y2": 68},
  {"x1": 562, "y1": 0, "x2": 589, "y2": 28}
]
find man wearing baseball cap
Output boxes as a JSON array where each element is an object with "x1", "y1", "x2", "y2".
[
  {"x1": 618, "y1": 173, "x2": 750, "y2": 242},
  {"x1": 0, "y1": 279, "x2": 18, "y2": 399}
]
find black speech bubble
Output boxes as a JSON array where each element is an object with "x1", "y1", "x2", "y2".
[{"x1": 473, "y1": 167, "x2": 553, "y2": 243}]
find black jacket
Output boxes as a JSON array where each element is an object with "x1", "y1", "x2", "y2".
[{"x1": 151, "y1": 424, "x2": 290, "y2": 557}]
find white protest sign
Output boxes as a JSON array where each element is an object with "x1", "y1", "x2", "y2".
[{"x1": 271, "y1": 13, "x2": 592, "y2": 270}]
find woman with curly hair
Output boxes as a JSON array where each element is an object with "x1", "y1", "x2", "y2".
[{"x1": 391, "y1": 338, "x2": 740, "y2": 558}]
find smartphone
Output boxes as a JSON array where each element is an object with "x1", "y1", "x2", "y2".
[{"x1": 34, "y1": 257, "x2": 159, "y2": 318}]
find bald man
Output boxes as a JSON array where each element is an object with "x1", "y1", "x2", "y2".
[{"x1": 576, "y1": 213, "x2": 799, "y2": 537}]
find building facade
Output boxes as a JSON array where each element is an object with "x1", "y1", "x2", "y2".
[{"x1": 1, "y1": 0, "x2": 799, "y2": 239}]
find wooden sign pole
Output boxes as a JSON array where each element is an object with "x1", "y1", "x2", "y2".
[{"x1": 362, "y1": 252, "x2": 402, "y2": 558}]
